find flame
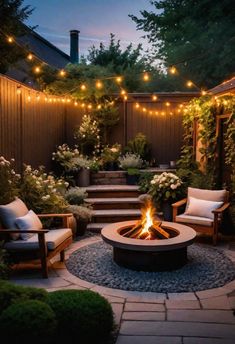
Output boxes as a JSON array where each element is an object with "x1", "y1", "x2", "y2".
[{"x1": 138, "y1": 201, "x2": 156, "y2": 239}]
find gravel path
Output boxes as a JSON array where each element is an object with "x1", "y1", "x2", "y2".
[{"x1": 66, "y1": 241, "x2": 235, "y2": 293}]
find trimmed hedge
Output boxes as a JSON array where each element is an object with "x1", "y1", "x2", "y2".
[
  {"x1": 0, "y1": 300, "x2": 57, "y2": 344},
  {"x1": 0, "y1": 280, "x2": 48, "y2": 314},
  {"x1": 47, "y1": 289, "x2": 114, "y2": 343}
]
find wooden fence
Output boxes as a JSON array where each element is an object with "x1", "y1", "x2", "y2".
[{"x1": 0, "y1": 74, "x2": 199, "y2": 171}]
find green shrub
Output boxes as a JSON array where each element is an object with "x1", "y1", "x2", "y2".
[
  {"x1": 0, "y1": 280, "x2": 48, "y2": 315},
  {"x1": 125, "y1": 132, "x2": 151, "y2": 161},
  {"x1": 0, "y1": 300, "x2": 57, "y2": 344},
  {"x1": 47, "y1": 289, "x2": 114, "y2": 343}
]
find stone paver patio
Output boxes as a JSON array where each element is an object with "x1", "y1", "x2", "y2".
[{"x1": 9, "y1": 235, "x2": 235, "y2": 344}]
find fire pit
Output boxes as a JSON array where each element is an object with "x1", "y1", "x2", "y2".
[{"x1": 101, "y1": 202, "x2": 196, "y2": 271}]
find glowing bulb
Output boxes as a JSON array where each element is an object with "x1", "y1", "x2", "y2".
[
  {"x1": 7, "y1": 36, "x2": 13, "y2": 43},
  {"x1": 27, "y1": 94, "x2": 31, "y2": 101},
  {"x1": 124, "y1": 95, "x2": 128, "y2": 101},
  {"x1": 74, "y1": 101, "x2": 78, "y2": 106},
  {"x1": 97, "y1": 104, "x2": 101, "y2": 109},
  {"x1": 67, "y1": 99, "x2": 71, "y2": 103},
  {"x1": 143, "y1": 108, "x2": 147, "y2": 112},
  {"x1": 36, "y1": 93, "x2": 40, "y2": 101},
  {"x1": 34, "y1": 66, "x2": 41, "y2": 74},
  {"x1": 81, "y1": 103, "x2": 85, "y2": 108},
  {"x1": 143, "y1": 72, "x2": 149, "y2": 81},
  {"x1": 88, "y1": 104, "x2": 92, "y2": 109},
  {"x1": 27, "y1": 53, "x2": 33, "y2": 60},
  {"x1": 116, "y1": 76, "x2": 122, "y2": 83},
  {"x1": 149, "y1": 111, "x2": 153, "y2": 115},
  {"x1": 152, "y1": 95, "x2": 157, "y2": 101},
  {"x1": 135, "y1": 103, "x2": 140, "y2": 108},
  {"x1": 96, "y1": 81, "x2": 102, "y2": 89},
  {"x1": 187, "y1": 80, "x2": 193, "y2": 87},
  {"x1": 179, "y1": 104, "x2": 183, "y2": 108},
  {"x1": 201, "y1": 90, "x2": 207, "y2": 96},
  {"x1": 155, "y1": 111, "x2": 159, "y2": 115},
  {"x1": 161, "y1": 111, "x2": 165, "y2": 116},
  {"x1": 169, "y1": 66, "x2": 176, "y2": 74},
  {"x1": 59, "y1": 70, "x2": 66, "y2": 77},
  {"x1": 121, "y1": 89, "x2": 126, "y2": 95},
  {"x1": 62, "y1": 98, "x2": 65, "y2": 103},
  {"x1": 81, "y1": 84, "x2": 86, "y2": 91},
  {"x1": 165, "y1": 102, "x2": 170, "y2": 107}
]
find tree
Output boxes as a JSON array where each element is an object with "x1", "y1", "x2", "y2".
[
  {"x1": 130, "y1": 0, "x2": 235, "y2": 88},
  {"x1": 0, "y1": 0, "x2": 33, "y2": 73}
]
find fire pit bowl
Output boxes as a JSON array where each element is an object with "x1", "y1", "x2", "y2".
[{"x1": 101, "y1": 220, "x2": 196, "y2": 271}]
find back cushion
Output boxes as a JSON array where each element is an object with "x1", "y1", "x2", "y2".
[
  {"x1": 188, "y1": 187, "x2": 227, "y2": 202},
  {"x1": 0, "y1": 198, "x2": 29, "y2": 240},
  {"x1": 15, "y1": 210, "x2": 43, "y2": 240}
]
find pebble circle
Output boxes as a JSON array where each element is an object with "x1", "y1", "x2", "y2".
[{"x1": 66, "y1": 240, "x2": 235, "y2": 293}]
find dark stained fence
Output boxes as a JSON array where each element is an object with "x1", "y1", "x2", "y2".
[{"x1": 0, "y1": 74, "x2": 199, "y2": 171}]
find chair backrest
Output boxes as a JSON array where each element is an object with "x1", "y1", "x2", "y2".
[{"x1": 186, "y1": 187, "x2": 229, "y2": 210}]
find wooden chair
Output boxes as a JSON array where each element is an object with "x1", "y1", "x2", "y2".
[
  {"x1": 172, "y1": 187, "x2": 230, "y2": 245},
  {"x1": 0, "y1": 199, "x2": 73, "y2": 278}
]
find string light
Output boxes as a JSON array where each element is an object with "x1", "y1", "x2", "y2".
[
  {"x1": 27, "y1": 92, "x2": 31, "y2": 102},
  {"x1": 59, "y1": 70, "x2": 66, "y2": 77},
  {"x1": 169, "y1": 66, "x2": 177, "y2": 74},
  {"x1": 152, "y1": 95, "x2": 158, "y2": 101},
  {"x1": 116, "y1": 76, "x2": 122, "y2": 83},
  {"x1": 97, "y1": 104, "x2": 102, "y2": 109},
  {"x1": 7, "y1": 36, "x2": 13, "y2": 43},
  {"x1": 74, "y1": 101, "x2": 78, "y2": 106},
  {"x1": 135, "y1": 103, "x2": 140, "y2": 108},
  {"x1": 165, "y1": 102, "x2": 171, "y2": 107},
  {"x1": 143, "y1": 72, "x2": 150, "y2": 81},
  {"x1": 80, "y1": 84, "x2": 86, "y2": 91},
  {"x1": 88, "y1": 104, "x2": 92, "y2": 109},
  {"x1": 34, "y1": 66, "x2": 41, "y2": 74},
  {"x1": 16, "y1": 86, "x2": 21, "y2": 95},
  {"x1": 121, "y1": 89, "x2": 126, "y2": 95},
  {"x1": 27, "y1": 53, "x2": 33, "y2": 61},
  {"x1": 36, "y1": 93, "x2": 40, "y2": 101},
  {"x1": 123, "y1": 95, "x2": 128, "y2": 101},
  {"x1": 201, "y1": 90, "x2": 207, "y2": 96},
  {"x1": 96, "y1": 80, "x2": 103, "y2": 89},
  {"x1": 186, "y1": 80, "x2": 193, "y2": 87}
]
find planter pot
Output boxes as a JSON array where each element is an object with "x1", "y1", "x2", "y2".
[
  {"x1": 76, "y1": 168, "x2": 90, "y2": 187},
  {"x1": 76, "y1": 219, "x2": 88, "y2": 236},
  {"x1": 104, "y1": 161, "x2": 119, "y2": 171},
  {"x1": 126, "y1": 174, "x2": 140, "y2": 185},
  {"x1": 162, "y1": 201, "x2": 173, "y2": 221}
]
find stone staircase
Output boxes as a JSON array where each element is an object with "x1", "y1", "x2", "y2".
[{"x1": 85, "y1": 185, "x2": 142, "y2": 232}]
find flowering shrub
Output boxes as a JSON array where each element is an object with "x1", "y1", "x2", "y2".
[
  {"x1": 0, "y1": 157, "x2": 20, "y2": 204},
  {"x1": 100, "y1": 143, "x2": 121, "y2": 167},
  {"x1": 69, "y1": 155, "x2": 92, "y2": 172},
  {"x1": 65, "y1": 187, "x2": 88, "y2": 205},
  {"x1": 20, "y1": 165, "x2": 69, "y2": 214},
  {"x1": 149, "y1": 172, "x2": 183, "y2": 205},
  {"x1": 74, "y1": 115, "x2": 101, "y2": 156},
  {"x1": 67, "y1": 205, "x2": 93, "y2": 221},
  {"x1": 118, "y1": 153, "x2": 143, "y2": 170},
  {"x1": 52, "y1": 144, "x2": 80, "y2": 171}
]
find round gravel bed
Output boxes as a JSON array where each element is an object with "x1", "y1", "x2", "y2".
[{"x1": 66, "y1": 240, "x2": 235, "y2": 293}]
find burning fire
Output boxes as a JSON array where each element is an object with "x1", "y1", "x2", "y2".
[{"x1": 123, "y1": 200, "x2": 170, "y2": 240}]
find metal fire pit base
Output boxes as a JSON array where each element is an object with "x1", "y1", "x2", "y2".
[
  {"x1": 113, "y1": 246, "x2": 187, "y2": 271},
  {"x1": 101, "y1": 220, "x2": 196, "y2": 272}
]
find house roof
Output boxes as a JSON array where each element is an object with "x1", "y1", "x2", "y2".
[{"x1": 209, "y1": 76, "x2": 235, "y2": 95}]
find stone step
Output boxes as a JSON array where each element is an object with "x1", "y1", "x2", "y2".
[
  {"x1": 92, "y1": 209, "x2": 141, "y2": 223},
  {"x1": 85, "y1": 185, "x2": 141, "y2": 198},
  {"x1": 86, "y1": 197, "x2": 141, "y2": 210},
  {"x1": 87, "y1": 223, "x2": 111, "y2": 232}
]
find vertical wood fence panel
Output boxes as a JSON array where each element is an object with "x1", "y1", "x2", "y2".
[{"x1": 0, "y1": 75, "x2": 198, "y2": 171}]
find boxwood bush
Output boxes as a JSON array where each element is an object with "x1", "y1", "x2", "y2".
[
  {"x1": 0, "y1": 280, "x2": 48, "y2": 314},
  {"x1": 0, "y1": 300, "x2": 57, "y2": 344},
  {"x1": 47, "y1": 289, "x2": 114, "y2": 343}
]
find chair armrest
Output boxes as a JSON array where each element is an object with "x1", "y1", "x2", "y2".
[
  {"x1": 212, "y1": 202, "x2": 230, "y2": 214},
  {"x1": 172, "y1": 198, "x2": 187, "y2": 222},
  {"x1": 172, "y1": 198, "x2": 187, "y2": 208},
  {"x1": 37, "y1": 213, "x2": 73, "y2": 228},
  {"x1": 0, "y1": 229, "x2": 48, "y2": 233}
]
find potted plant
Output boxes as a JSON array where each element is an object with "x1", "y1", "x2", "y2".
[
  {"x1": 100, "y1": 143, "x2": 121, "y2": 170},
  {"x1": 148, "y1": 172, "x2": 183, "y2": 221},
  {"x1": 69, "y1": 155, "x2": 92, "y2": 187},
  {"x1": 67, "y1": 204, "x2": 93, "y2": 236},
  {"x1": 118, "y1": 153, "x2": 143, "y2": 185}
]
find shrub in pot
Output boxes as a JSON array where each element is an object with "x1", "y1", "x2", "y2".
[
  {"x1": 47, "y1": 289, "x2": 114, "y2": 344},
  {"x1": 67, "y1": 204, "x2": 93, "y2": 236},
  {"x1": 118, "y1": 153, "x2": 143, "y2": 185},
  {"x1": 126, "y1": 167, "x2": 141, "y2": 185}
]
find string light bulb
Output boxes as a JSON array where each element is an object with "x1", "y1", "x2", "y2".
[
  {"x1": 7, "y1": 36, "x2": 13, "y2": 43},
  {"x1": 152, "y1": 95, "x2": 158, "y2": 101},
  {"x1": 96, "y1": 80, "x2": 103, "y2": 89},
  {"x1": 201, "y1": 90, "x2": 207, "y2": 96},
  {"x1": 81, "y1": 84, "x2": 86, "y2": 91},
  {"x1": 135, "y1": 103, "x2": 140, "y2": 109},
  {"x1": 27, "y1": 53, "x2": 33, "y2": 60},
  {"x1": 74, "y1": 101, "x2": 78, "y2": 106},
  {"x1": 16, "y1": 86, "x2": 21, "y2": 95},
  {"x1": 165, "y1": 102, "x2": 171, "y2": 107},
  {"x1": 186, "y1": 80, "x2": 193, "y2": 87},
  {"x1": 27, "y1": 92, "x2": 31, "y2": 102},
  {"x1": 169, "y1": 66, "x2": 177, "y2": 74},
  {"x1": 116, "y1": 76, "x2": 122, "y2": 83},
  {"x1": 121, "y1": 89, "x2": 126, "y2": 95},
  {"x1": 34, "y1": 66, "x2": 41, "y2": 74},
  {"x1": 124, "y1": 95, "x2": 128, "y2": 101},
  {"x1": 88, "y1": 104, "x2": 92, "y2": 109},
  {"x1": 143, "y1": 72, "x2": 149, "y2": 81},
  {"x1": 59, "y1": 70, "x2": 66, "y2": 77},
  {"x1": 97, "y1": 104, "x2": 102, "y2": 109}
]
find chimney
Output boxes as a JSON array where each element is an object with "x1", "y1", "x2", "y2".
[{"x1": 70, "y1": 29, "x2": 80, "y2": 64}]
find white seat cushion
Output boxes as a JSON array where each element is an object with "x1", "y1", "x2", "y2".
[
  {"x1": 4, "y1": 228, "x2": 72, "y2": 251},
  {"x1": 176, "y1": 214, "x2": 213, "y2": 227},
  {"x1": 15, "y1": 210, "x2": 43, "y2": 240}
]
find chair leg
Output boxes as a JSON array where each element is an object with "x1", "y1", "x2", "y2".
[
  {"x1": 41, "y1": 256, "x2": 48, "y2": 278},
  {"x1": 60, "y1": 250, "x2": 65, "y2": 262},
  {"x1": 213, "y1": 220, "x2": 219, "y2": 246}
]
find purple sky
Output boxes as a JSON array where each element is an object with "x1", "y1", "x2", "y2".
[{"x1": 25, "y1": 0, "x2": 154, "y2": 57}]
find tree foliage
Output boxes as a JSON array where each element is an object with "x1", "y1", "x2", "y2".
[
  {"x1": 130, "y1": 0, "x2": 235, "y2": 88},
  {"x1": 0, "y1": 0, "x2": 33, "y2": 73}
]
